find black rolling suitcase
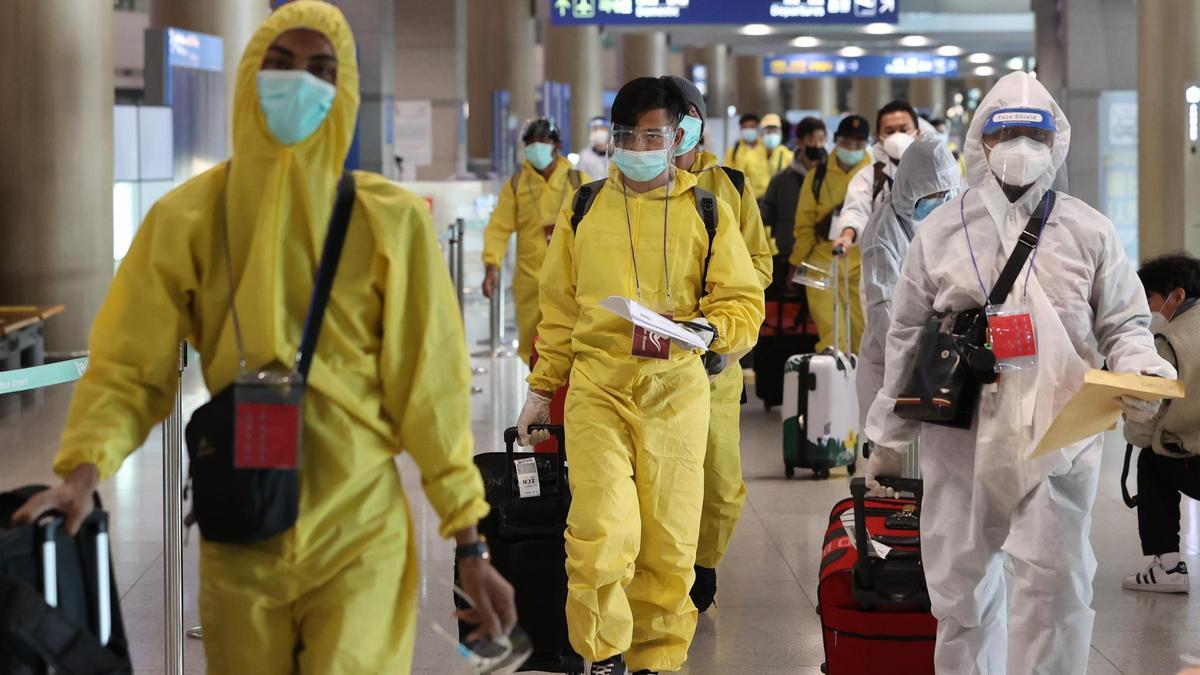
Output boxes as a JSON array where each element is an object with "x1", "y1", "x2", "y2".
[
  {"x1": 454, "y1": 425, "x2": 582, "y2": 674},
  {"x1": 754, "y1": 293, "x2": 819, "y2": 410},
  {"x1": 0, "y1": 486, "x2": 131, "y2": 675}
]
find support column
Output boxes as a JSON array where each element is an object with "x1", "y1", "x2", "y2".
[
  {"x1": 850, "y1": 77, "x2": 891, "y2": 119},
  {"x1": 338, "y1": 0, "x2": 395, "y2": 175},
  {"x1": 1138, "y1": 0, "x2": 1200, "y2": 256},
  {"x1": 763, "y1": 75, "x2": 783, "y2": 114},
  {"x1": 396, "y1": 0, "x2": 467, "y2": 179},
  {"x1": 620, "y1": 32, "x2": 667, "y2": 81},
  {"x1": 792, "y1": 77, "x2": 837, "y2": 117},
  {"x1": 908, "y1": 78, "x2": 946, "y2": 117},
  {"x1": 735, "y1": 54, "x2": 767, "y2": 115},
  {"x1": 687, "y1": 44, "x2": 730, "y2": 117},
  {"x1": 546, "y1": 24, "x2": 603, "y2": 153},
  {"x1": 149, "y1": 0, "x2": 268, "y2": 118},
  {"x1": 467, "y1": 0, "x2": 536, "y2": 160},
  {"x1": 0, "y1": 1, "x2": 114, "y2": 350}
]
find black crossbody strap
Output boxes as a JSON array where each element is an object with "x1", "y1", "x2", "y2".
[
  {"x1": 986, "y1": 190, "x2": 1056, "y2": 306},
  {"x1": 296, "y1": 173, "x2": 356, "y2": 378}
]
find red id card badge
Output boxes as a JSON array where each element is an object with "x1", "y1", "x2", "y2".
[
  {"x1": 234, "y1": 375, "x2": 305, "y2": 469},
  {"x1": 987, "y1": 308, "x2": 1038, "y2": 370}
]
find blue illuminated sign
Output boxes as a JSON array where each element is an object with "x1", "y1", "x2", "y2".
[
  {"x1": 166, "y1": 28, "x2": 223, "y2": 72},
  {"x1": 551, "y1": 0, "x2": 898, "y2": 25},
  {"x1": 766, "y1": 52, "x2": 958, "y2": 78}
]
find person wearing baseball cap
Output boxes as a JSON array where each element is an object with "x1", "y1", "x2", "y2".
[
  {"x1": 760, "y1": 113, "x2": 794, "y2": 181},
  {"x1": 786, "y1": 113, "x2": 871, "y2": 353}
]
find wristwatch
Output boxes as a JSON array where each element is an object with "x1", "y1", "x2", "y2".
[{"x1": 455, "y1": 537, "x2": 491, "y2": 562}]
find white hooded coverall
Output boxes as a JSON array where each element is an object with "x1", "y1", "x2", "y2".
[{"x1": 865, "y1": 72, "x2": 1175, "y2": 674}]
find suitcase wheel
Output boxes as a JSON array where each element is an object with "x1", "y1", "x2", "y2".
[
  {"x1": 785, "y1": 463, "x2": 795, "y2": 479},
  {"x1": 847, "y1": 462, "x2": 857, "y2": 476},
  {"x1": 820, "y1": 663, "x2": 828, "y2": 674},
  {"x1": 814, "y1": 467, "x2": 831, "y2": 480}
]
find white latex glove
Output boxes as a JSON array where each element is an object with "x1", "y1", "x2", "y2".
[
  {"x1": 517, "y1": 388, "x2": 552, "y2": 446},
  {"x1": 674, "y1": 317, "x2": 717, "y2": 351},
  {"x1": 864, "y1": 445, "x2": 906, "y2": 498},
  {"x1": 1118, "y1": 395, "x2": 1160, "y2": 424}
]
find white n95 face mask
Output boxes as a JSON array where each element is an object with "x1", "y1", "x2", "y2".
[
  {"x1": 987, "y1": 136, "x2": 1053, "y2": 187},
  {"x1": 882, "y1": 132, "x2": 915, "y2": 162}
]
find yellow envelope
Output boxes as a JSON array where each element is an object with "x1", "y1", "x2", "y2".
[{"x1": 1032, "y1": 370, "x2": 1185, "y2": 458}]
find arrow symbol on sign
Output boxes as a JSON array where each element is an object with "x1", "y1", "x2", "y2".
[
  {"x1": 556, "y1": 0, "x2": 571, "y2": 16},
  {"x1": 880, "y1": 0, "x2": 895, "y2": 12}
]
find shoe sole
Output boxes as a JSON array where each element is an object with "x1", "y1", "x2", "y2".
[{"x1": 1122, "y1": 580, "x2": 1190, "y2": 593}]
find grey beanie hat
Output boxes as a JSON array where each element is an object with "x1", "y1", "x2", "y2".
[{"x1": 667, "y1": 76, "x2": 707, "y2": 123}]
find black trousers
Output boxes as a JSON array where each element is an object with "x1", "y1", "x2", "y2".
[{"x1": 1137, "y1": 448, "x2": 1200, "y2": 555}]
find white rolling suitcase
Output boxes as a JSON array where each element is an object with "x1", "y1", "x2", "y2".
[{"x1": 781, "y1": 251, "x2": 859, "y2": 479}]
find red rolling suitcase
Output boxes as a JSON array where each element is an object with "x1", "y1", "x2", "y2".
[
  {"x1": 817, "y1": 477, "x2": 935, "y2": 674},
  {"x1": 529, "y1": 337, "x2": 568, "y2": 454}
]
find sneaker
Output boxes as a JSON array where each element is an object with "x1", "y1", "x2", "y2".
[
  {"x1": 691, "y1": 565, "x2": 717, "y2": 613},
  {"x1": 585, "y1": 655, "x2": 628, "y2": 675},
  {"x1": 1123, "y1": 557, "x2": 1189, "y2": 593}
]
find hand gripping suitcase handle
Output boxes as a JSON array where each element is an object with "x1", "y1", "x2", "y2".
[
  {"x1": 848, "y1": 477, "x2": 923, "y2": 593},
  {"x1": 503, "y1": 425, "x2": 568, "y2": 508},
  {"x1": 35, "y1": 510, "x2": 113, "y2": 646}
]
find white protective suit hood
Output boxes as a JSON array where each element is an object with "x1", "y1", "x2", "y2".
[
  {"x1": 966, "y1": 72, "x2": 1071, "y2": 224},
  {"x1": 891, "y1": 138, "x2": 962, "y2": 224}
]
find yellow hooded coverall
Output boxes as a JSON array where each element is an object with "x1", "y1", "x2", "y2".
[
  {"x1": 788, "y1": 153, "x2": 871, "y2": 352},
  {"x1": 51, "y1": 3, "x2": 488, "y2": 672},
  {"x1": 685, "y1": 151, "x2": 772, "y2": 570},
  {"x1": 483, "y1": 156, "x2": 589, "y2": 363},
  {"x1": 722, "y1": 140, "x2": 772, "y2": 198},
  {"x1": 531, "y1": 166, "x2": 764, "y2": 672}
]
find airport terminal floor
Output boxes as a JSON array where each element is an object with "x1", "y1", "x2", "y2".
[{"x1": 2, "y1": 224, "x2": 1196, "y2": 675}]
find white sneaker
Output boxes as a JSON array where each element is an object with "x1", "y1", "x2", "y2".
[{"x1": 1123, "y1": 557, "x2": 1190, "y2": 593}]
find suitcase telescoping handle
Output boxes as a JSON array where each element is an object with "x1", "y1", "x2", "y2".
[
  {"x1": 503, "y1": 425, "x2": 568, "y2": 508},
  {"x1": 848, "y1": 476, "x2": 923, "y2": 597},
  {"x1": 36, "y1": 511, "x2": 113, "y2": 647},
  {"x1": 829, "y1": 245, "x2": 852, "y2": 356}
]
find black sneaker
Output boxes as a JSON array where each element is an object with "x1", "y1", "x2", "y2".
[
  {"x1": 585, "y1": 655, "x2": 628, "y2": 675},
  {"x1": 691, "y1": 565, "x2": 717, "y2": 613}
]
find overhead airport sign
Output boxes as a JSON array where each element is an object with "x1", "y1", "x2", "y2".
[
  {"x1": 551, "y1": 0, "x2": 899, "y2": 25},
  {"x1": 766, "y1": 52, "x2": 959, "y2": 78}
]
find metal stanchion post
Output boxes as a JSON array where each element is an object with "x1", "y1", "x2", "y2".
[
  {"x1": 163, "y1": 343, "x2": 186, "y2": 674},
  {"x1": 454, "y1": 218, "x2": 465, "y2": 318},
  {"x1": 472, "y1": 266, "x2": 515, "y2": 358}
]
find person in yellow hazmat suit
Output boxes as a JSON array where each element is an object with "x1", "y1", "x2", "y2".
[
  {"x1": 668, "y1": 76, "x2": 772, "y2": 615},
  {"x1": 482, "y1": 118, "x2": 589, "y2": 363},
  {"x1": 787, "y1": 114, "x2": 872, "y2": 352},
  {"x1": 516, "y1": 76, "x2": 765, "y2": 675},
  {"x1": 12, "y1": 3, "x2": 516, "y2": 673},
  {"x1": 760, "y1": 113, "x2": 795, "y2": 184},
  {"x1": 723, "y1": 113, "x2": 772, "y2": 197}
]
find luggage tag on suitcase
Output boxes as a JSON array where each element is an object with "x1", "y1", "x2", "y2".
[
  {"x1": 234, "y1": 369, "x2": 304, "y2": 469},
  {"x1": 986, "y1": 304, "x2": 1038, "y2": 372},
  {"x1": 513, "y1": 457, "x2": 541, "y2": 498}
]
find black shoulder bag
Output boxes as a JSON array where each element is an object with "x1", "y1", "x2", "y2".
[
  {"x1": 892, "y1": 190, "x2": 1056, "y2": 429},
  {"x1": 185, "y1": 173, "x2": 356, "y2": 544}
]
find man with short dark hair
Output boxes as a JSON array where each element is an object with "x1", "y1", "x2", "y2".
[
  {"x1": 517, "y1": 76, "x2": 764, "y2": 675},
  {"x1": 1123, "y1": 253, "x2": 1200, "y2": 594},
  {"x1": 832, "y1": 100, "x2": 921, "y2": 256},
  {"x1": 762, "y1": 116, "x2": 826, "y2": 287},
  {"x1": 725, "y1": 112, "x2": 773, "y2": 196}
]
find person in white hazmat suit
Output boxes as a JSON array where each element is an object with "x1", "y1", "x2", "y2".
[
  {"x1": 863, "y1": 71, "x2": 1176, "y2": 674},
  {"x1": 855, "y1": 138, "x2": 962, "y2": 437}
]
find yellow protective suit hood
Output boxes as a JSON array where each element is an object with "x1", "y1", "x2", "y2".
[{"x1": 222, "y1": 0, "x2": 360, "y2": 382}]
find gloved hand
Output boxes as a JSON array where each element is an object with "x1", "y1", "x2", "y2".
[
  {"x1": 864, "y1": 445, "x2": 906, "y2": 498},
  {"x1": 516, "y1": 388, "x2": 552, "y2": 446},
  {"x1": 674, "y1": 317, "x2": 717, "y2": 351},
  {"x1": 1118, "y1": 395, "x2": 1161, "y2": 424}
]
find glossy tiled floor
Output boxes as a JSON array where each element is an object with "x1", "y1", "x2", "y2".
[{"x1": 3, "y1": 239, "x2": 1199, "y2": 673}]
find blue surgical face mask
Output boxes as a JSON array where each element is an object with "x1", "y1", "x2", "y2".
[
  {"x1": 613, "y1": 147, "x2": 671, "y2": 182},
  {"x1": 740, "y1": 127, "x2": 760, "y2": 144},
  {"x1": 257, "y1": 70, "x2": 337, "y2": 146},
  {"x1": 835, "y1": 146, "x2": 865, "y2": 166},
  {"x1": 763, "y1": 132, "x2": 783, "y2": 150},
  {"x1": 525, "y1": 142, "x2": 555, "y2": 171},
  {"x1": 913, "y1": 194, "x2": 951, "y2": 222},
  {"x1": 675, "y1": 116, "x2": 703, "y2": 156}
]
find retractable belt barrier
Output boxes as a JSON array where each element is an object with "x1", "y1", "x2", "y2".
[{"x1": 0, "y1": 357, "x2": 89, "y2": 396}]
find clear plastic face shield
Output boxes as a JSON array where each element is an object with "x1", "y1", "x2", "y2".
[
  {"x1": 981, "y1": 108, "x2": 1056, "y2": 187},
  {"x1": 609, "y1": 123, "x2": 682, "y2": 182},
  {"x1": 609, "y1": 124, "x2": 679, "y2": 154}
]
